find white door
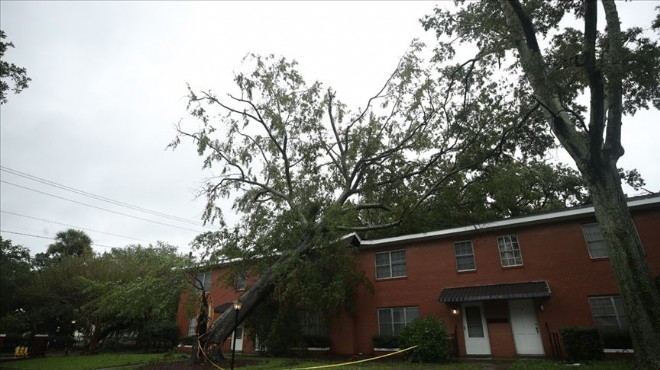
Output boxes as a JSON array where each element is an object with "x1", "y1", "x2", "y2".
[
  {"x1": 231, "y1": 325, "x2": 243, "y2": 352},
  {"x1": 462, "y1": 302, "x2": 491, "y2": 355},
  {"x1": 509, "y1": 299, "x2": 544, "y2": 355}
]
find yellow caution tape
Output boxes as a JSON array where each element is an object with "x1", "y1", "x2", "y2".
[
  {"x1": 287, "y1": 345, "x2": 418, "y2": 369},
  {"x1": 197, "y1": 338, "x2": 225, "y2": 370}
]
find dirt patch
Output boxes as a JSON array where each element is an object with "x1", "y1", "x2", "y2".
[{"x1": 138, "y1": 358, "x2": 264, "y2": 369}]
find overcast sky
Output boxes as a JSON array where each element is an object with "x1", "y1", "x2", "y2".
[{"x1": 1, "y1": 1, "x2": 658, "y2": 257}]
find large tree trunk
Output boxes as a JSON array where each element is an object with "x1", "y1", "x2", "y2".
[
  {"x1": 200, "y1": 229, "x2": 317, "y2": 349},
  {"x1": 501, "y1": 1, "x2": 660, "y2": 367},
  {"x1": 588, "y1": 166, "x2": 660, "y2": 369}
]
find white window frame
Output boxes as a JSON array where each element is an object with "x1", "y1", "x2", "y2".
[
  {"x1": 582, "y1": 223, "x2": 607, "y2": 259},
  {"x1": 588, "y1": 295, "x2": 631, "y2": 349},
  {"x1": 235, "y1": 271, "x2": 247, "y2": 291},
  {"x1": 195, "y1": 271, "x2": 212, "y2": 292},
  {"x1": 497, "y1": 234, "x2": 523, "y2": 267},
  {"x1": 187, "y1": 317, "x2": 197, "y2": 336},
  {"x1": 375, "y1": 249, "x2": 407, "y2": 279},
  {"x1": 454, "y1": 240, "x2": 476, "y2": 272},
  {"x1": 377, "y1": 306, "x2": 419, "y2": 336}
]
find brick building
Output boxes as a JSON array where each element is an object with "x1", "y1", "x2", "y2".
[{"x1": 177, "y1": 194, "x2": 660, "y2": 358}]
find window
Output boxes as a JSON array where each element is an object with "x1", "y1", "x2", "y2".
[
  {"x1": 588, "y1": 296, "x2": 632, "y2": 349},
  {"x1": 454, "y1": 241, "x2": 475, "y2": 271},
  {"x1": 497, "y1": 235, "x2": 523, "y2": 267},
  {"x1": 375, "y1": 250, "x2": 406, "y2": 279},
  {"x1": 300, "y1": 311, "x2": 328, "y2": 337},
  {"x1": 235, "y1": 272, "x2": 247, "y2": 291},
  {"x1": 378, "y1": 306, "x2": 419, "y2": 336},
  {"x1": 187, "y1": 317, "x2": 197, "y2": 336},
  {"x1": 582, "y1": 223, "x2": 607, "y2": 258},
  {"x1": 195, "y1": 271, "x2": 212, "y2": 292}
]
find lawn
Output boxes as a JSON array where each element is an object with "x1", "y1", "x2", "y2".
[
  {"x1": 0, "y1": 352, "x2": 185, "y2": 370},
  {"x1": 508, "y1": 359, "x2": 633, "y2": 370},
  {"x1": 0, "y1": 354, "x2": 634, "y2": 370}
]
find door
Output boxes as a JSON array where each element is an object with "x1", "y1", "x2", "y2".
[
  {"x1": 509, "y1": 299, "x2": 544, "y2": 355},
  {"x1": 461, "y1": 302, "x2": 491, "y2": 355},
  {"x1": 231, "y1": 325, "x2": 243, "y2": 352}
]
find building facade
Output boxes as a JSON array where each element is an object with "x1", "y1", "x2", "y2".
[{"x1": 177, "y1": 194, "x2": 660, "y2": 358}]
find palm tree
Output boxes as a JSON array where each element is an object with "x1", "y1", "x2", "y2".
[{"x1": 47, "y1": 229, "x2": 93, "y2": 258}]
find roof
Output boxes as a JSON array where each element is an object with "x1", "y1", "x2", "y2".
[
  {"x1": 353, "y1": 193, "x2": 660, "y2": 249},
  {"x1": 438, "y1": 281, "x2": 551, "y2": 303}
]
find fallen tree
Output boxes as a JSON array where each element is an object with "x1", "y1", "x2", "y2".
[{"x1": 171, "y1": 49, "x2": 583, "y2": 355}]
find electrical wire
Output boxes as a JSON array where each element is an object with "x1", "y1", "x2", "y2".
[
  {"x1": 1, "y1": 210, "x2": 152, "y2": 244},
  {"x1": 1, "y1": 180, "x2": 206, "y2": 233},
  {"x1": 0, "y1": 165, "x2": 209, "y2": 227},
  {"x1": 0, "y1": 229, "x2": 116, "y2": 249}
]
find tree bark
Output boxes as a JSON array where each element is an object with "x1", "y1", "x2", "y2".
[
  {"x1": 200, "y1": 228, "x2": 317, "y2": 349},
  {"x1": 502, "y1": 1, "x2": 660, "y2": 367},
  {"x1": 587, "y1": 165, "x2": 660, "y2": 369}
]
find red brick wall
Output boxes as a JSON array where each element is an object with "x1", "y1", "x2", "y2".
[{"x1": 175, "y1": 204, "x2": 660, "y2": 358}]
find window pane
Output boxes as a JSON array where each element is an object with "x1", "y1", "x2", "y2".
[
  {"x1": 498, "y1": 235, "x2": 523, "y2": 267},
  {"x1": 376, "y1": 265, "x2": 391, "y2": 279},
  {"x1": 583, "y1": 224, "x2": 607, "y2": 258},
  {"x1": 375, "y1": 250, "x2": 406, "y2": 278},
  {"x1": 465, "y1": 306, "x2": 484, "y2": 338},
  {"x1": 391, "y1": 261, "x2": 406, "y2": 277},
  {"x1": 589, "y1": 296, "x2": 631, "y2": 349},
  {"x1": 455, "y1": 241, "x2": 475, "y2": 271},
  {"x1": 405, "y1": 307, "x2": 419, "y2": 324},
  {"x1": 390, "y1": 250, "x2": 405, "y2": 263},
  {"x1": 188, "y1": 317, "x2": 197, "y2": 336},
  {"x1": 392, "y1": 308, "x2": 405, "y2": 325},
  {"x1": 375, "y1": 252, "x2": 390, "y2": 266},
  {"x1": 378, "y1": 309, "x2": 393, "y2": 335}
]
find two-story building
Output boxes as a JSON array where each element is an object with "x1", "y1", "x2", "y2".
[{"x1": 177, "y1": 194, "x2": 660, "y2": 358}]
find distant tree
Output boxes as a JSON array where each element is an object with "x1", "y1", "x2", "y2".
[
  {"x1": 0, "y1": 237, "x2": 34, "y2": 334},
  {"x1": 0, "y1": 30, "x2": 30, "y2": 104},
  {"x1": 47, "y1": 229, "x2": 93, "y2": 259},
  {"x1": 74, "y1": 243, "x2": 188, "y2": 352}
]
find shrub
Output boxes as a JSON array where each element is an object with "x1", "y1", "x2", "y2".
[
  {"x1": 372, "y1": 335, "x2": 400, "y2": 349},
  {"x1": 399, "y1": 317, "x2": 450, "y2": 363},
  {"x1": 560, "y1": 327, "x2": 603, "y2": 361},
  {"x1": 303, "y1": 335, "x2": 330, "y2": 348}
]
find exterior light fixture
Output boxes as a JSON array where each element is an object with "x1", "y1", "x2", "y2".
[
  {"x1": 452, "y1": 309, "x2": 459, "y2": 315},
  {"x1": 231, "y1": 299, "x2": 242, "y2": 370}
]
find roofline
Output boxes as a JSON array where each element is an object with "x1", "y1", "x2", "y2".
[{"x1": 355, "y1": 194, "x2": 660, "y2": 249}]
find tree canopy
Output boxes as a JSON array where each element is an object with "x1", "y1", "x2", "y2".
[
  {"x1": 422, "y1": 1, "x2": 660, "y2": 367},
  {"x1": 173, "y1": 42, "x2": 589, "y2": 351}
]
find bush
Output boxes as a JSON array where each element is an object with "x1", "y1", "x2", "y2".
[
  {"x1": 303, "y1": 335, "x2": 330, "y2": 348},
  {"x1": 178, "y1": 335, "x2": 195, "y2": 346},
  {"x1": 560, "y1": 327, "x2": 603, "y2": 361},
  {"x1": 372, "y1": 335, "x2": 400, "y2": 349},
  {"x1": 399, "y1": 317, "x2": 450, "y2": 363}
]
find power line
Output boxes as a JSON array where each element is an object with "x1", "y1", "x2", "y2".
[
  {"x1": 0, "y1": 166, "x2": 209, "y2": 227},
  {"x1": 1, "y1": 210, "x2": 152, "y2": 244},
  {"x1": 0, "y1": 229, "x2": 116, "y2": 249},
  {"x1": 1, "y1": 180, "x2": 206, "y2": 233}
]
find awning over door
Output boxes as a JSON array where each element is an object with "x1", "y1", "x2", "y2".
[
  {"x1": 438, "y1": 281, "x2": 551, "y2": 303},
  {"x1": 214, "y1": 302, "x2": 232, "y2": 313}
]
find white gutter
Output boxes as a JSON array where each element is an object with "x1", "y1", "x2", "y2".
[{"x1": 355, "y1": 194, "x2": 660, "y2": 248}]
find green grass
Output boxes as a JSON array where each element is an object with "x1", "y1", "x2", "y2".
[
  {"x1": 509, "y1": 359, "x2": 633, "y2": 370},
  {"x1": 236, "y1": 356, "x2": 632, "y2": 370},
  {"x1": 238, "y1": 357, "x2": 479, "y2": 370},
  {"x1": 0, "y1": 352, "x2": 186, "y2": 370}
]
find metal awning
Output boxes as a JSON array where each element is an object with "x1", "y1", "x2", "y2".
[
  {"x1": 438, "y1": 281, "x2": 551, "y2": 303},
  {"x1": 214, "y1": 302, "x2": 232, "y2": 313}
]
